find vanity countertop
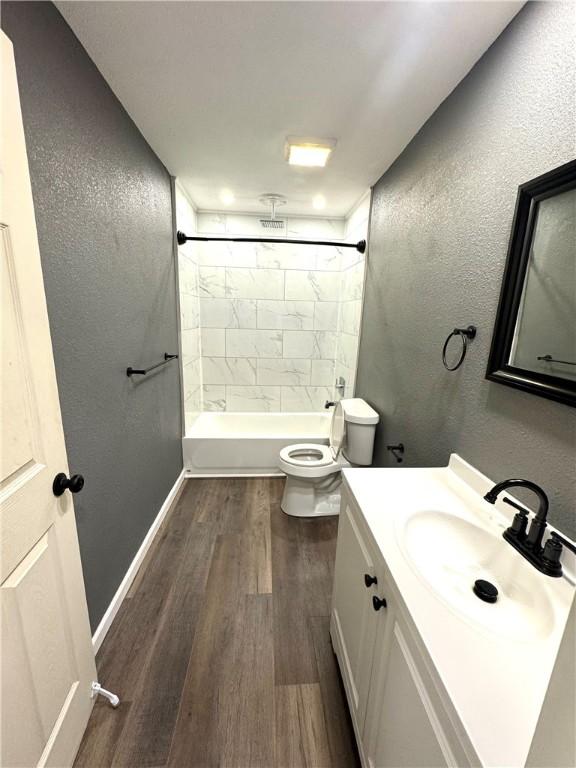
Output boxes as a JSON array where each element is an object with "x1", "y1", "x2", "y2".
[{"x1": 342, "y1": 455, "x2": 575, "y2": 768}]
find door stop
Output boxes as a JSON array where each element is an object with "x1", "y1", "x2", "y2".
[{"x1": 91, "y1": 681, "x2": 120, "y2": 708}]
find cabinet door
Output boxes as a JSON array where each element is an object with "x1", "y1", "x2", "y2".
[
  {"x1": 366, "y1": 616, "x2": 453, "y2": 768},
  {"x1": 331, "y1": 495, "x2": 381, "y2": 731}
]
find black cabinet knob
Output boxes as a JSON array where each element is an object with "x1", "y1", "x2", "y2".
[
  {"x1": 542, "y1": 538, "x2": 563, "y2": 576},
  {"x1": 372, "y1": 595, "x2": 387, "y2": 611},
  {"x1": 53, "y1": 472, "x2": 85, "y2": 497},
  {"x1": 364, "y1": 573, "x2": 378, "y2": 588}
]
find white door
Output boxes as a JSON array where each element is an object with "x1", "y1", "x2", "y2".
[
  {"x1": 0, "y1": 31, "x2": 97, "y2": 768},
  {"x1": 331, "y1": 494, "x2": 380, "y2": 731}
]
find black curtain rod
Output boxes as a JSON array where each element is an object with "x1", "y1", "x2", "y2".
[{"x1": 176, "y1": 230, "x2": 366, "y2": 254}]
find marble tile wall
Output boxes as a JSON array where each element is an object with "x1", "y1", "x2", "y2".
[
  {"x1": 196, "y1": 212, "x2": 345, "y2": 412},
  {"x1": 176, "y1": 187, "x2": 202, "y2": 430},
  {"x1": 176, "y1": 195, "x2": 368, "y2": 417},
  {"x1": 334, "y1": 194, "x2": 370, "y2": 397}
]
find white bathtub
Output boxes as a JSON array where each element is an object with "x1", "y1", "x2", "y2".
[{"x1": 183, "y1": 412, "x2": 331, "y2": 475}]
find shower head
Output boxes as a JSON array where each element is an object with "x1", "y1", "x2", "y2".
[{"x1": 259, "y1": 194, "x2": 286, "y2": 230}]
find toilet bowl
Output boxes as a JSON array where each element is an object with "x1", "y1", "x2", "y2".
[{"x1": 278, "y1": 398, "x2": 379, "y2": 517}]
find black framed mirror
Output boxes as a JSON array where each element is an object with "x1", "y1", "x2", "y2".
[{"x1": 486, "y1": 159, "x2": 576, "y2": 406}]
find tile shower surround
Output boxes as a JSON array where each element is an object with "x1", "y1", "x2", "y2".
[
  {"x1": 177, "y1": 201, "x2": 369, "y2": 417},
  {"x1": 177, "y1": 189, "x2": 202, "y2": 421},
  {"x1": 199, "y1": 215, "x2": 340, "y2": 414},
  {"x1": 336, "y1": 199, "x2": 369, "y2": 396}
]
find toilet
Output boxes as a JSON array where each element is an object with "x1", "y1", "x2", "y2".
[{"x1": 278, "y1": 398, "x2": 379, "y2": 517}]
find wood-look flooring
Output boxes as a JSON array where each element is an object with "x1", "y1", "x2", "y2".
[{"x1": 75, "y1": 477, "x2": 359, "y2": 768}]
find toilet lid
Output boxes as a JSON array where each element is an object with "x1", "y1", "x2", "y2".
[{"x1": 329, "y1": 401, "x2": 345, "y2": 459}]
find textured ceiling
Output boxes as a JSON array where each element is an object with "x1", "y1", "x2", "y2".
[{"x1": 57, "y1": 1, "x2": 523, "y2": 216}]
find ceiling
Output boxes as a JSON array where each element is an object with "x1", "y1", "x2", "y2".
[{"x1": 57, "y1": 1, "x2": 523, "y2": 217}]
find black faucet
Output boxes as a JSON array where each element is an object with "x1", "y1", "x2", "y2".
[{"x1": 483, "y1": 478, "x2": 565, "y2": 577}]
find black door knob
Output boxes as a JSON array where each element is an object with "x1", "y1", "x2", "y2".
[
  {"x1": 364, "y1": 573, "x2": 378, "y2": 588},
  {"x1": 372, "y1": 595, "x2": 387, "y2": 611},
  {"x1": 53, "y1": 472, "x2": 85, "y2": 497}
]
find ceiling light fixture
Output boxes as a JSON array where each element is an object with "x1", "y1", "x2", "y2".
[
  {"x1": 313, "y1": 194, "x2": 326, "y2": 210},
  {"x1": 286, "y1": 138, "x2": 336, "y2": 168},
  {"x1": 220, "y1": 189, "x2": 235, "y2": 205}
]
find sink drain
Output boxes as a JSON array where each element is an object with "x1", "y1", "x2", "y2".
[{"x1": 473, "y1": 579, "x2": 498, "y2": 603}]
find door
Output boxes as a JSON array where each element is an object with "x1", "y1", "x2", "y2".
[
  {"x1": 331, "y1": 492, "x2": 380, "y2": 731},
  {"x1": 365, "y1": 617, "x2": 452, "y2": 768},
  {"x1": 1, "y1": 31, "x2": 97, "y2": 767}
]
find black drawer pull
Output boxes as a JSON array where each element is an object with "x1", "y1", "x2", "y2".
[
  {"x1": 364, "y1": 573, "x2": 378, "y2": 588},
  {"x1": 372, "y1": 595, "x2": 387, "y2": 611}
]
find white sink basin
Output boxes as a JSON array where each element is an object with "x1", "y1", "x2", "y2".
[{"x1": 400, "y1": 509, "x2": 554, "y2": 641}]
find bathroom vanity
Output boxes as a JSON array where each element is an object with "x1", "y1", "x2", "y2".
[{"x1": 330, "y1": 455, "x2": 575, "y2": 768}]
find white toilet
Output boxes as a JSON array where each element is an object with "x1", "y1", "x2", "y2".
[{"x1": 278, "y1": 398, "x2": 379, "y2": 517}]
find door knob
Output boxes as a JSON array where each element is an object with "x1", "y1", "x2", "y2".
[
  {"x1": 372, "y1": 595, "x2": 387, "y2": 611},
  {"x1": 364, "y1": 573, "x2": 378, "y2": 587},
  {"x1": 53, "y1": 472, "x2": 85, "y2": 497}
]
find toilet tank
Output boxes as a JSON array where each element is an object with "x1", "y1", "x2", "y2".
[{"x1": 340, "y1": 399, "x2": 379, "y2": 466}]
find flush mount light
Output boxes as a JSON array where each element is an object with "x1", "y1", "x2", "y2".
[
  {"x1": 220, "y1": 189, "x2": 235, "y2": 205},
  {"x1": 286, "y1": 138, "x2": 336, "y2": 167},
  {"x1": 312, "y1": 194, "x2": 326, "y2": 210}
]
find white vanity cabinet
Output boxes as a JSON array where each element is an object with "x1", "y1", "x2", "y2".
[
  {"x1": 332, "y1": 460, "x2": 576, "y2": 768},
  {"x1": 331, "y1": 481, "x2": 474, "y2": 768},
  {"x1": 330, "y1": 494, "x2": 381, "y2": 735},
  {"x1": 361, "y1": 601, "x2": 468, "y2": 768}
]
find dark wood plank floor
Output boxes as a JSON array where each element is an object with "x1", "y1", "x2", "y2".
[{"x1": 75, "y1": 477, "x2": 359, "y2": 768}]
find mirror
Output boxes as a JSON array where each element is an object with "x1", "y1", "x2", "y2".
[{"x1": 486, "y1": 160, "x2": 576, "y2": 406}]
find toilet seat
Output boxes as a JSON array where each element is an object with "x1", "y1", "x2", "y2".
[
  {"x1": 279, "y1": 443, "x2": 334, "y2": 467},
  {"x1": 278, "y1": 444, "x2": 341, "y2": 478},
  {"x1": 279, "y1": 403, "x2": 346, "y2": 479}
]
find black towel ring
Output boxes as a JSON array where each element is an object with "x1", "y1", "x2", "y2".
[{"x1": 442, "y1": 326, "x2": 477, "y2": 371}]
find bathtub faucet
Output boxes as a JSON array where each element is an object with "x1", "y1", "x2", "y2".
[{"x1": 325, "y1": 400, "x2": 336, "y2": 409}]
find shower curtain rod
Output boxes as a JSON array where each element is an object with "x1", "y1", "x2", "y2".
[{"x1": 176, "y1": 230, "x2": 366, "y2": 254}]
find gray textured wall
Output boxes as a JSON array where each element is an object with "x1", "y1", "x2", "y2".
[
  {"x1": 2, "y1": 1, "x2": 183, "y2": 629},
  {"x1": 357, "y1": 2, "x2": 576, "y2": 538}
]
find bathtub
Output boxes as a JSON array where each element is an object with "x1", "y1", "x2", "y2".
[{"x1": 183, "y1": 412, "x2": 331, "y2": 475}]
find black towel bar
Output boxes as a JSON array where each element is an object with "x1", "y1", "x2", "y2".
[
  {"x1": 537, "y1": 354, "x2": 576, "y2": 366},
  {"x1": 127, "y1": 353, "x2": 178, "y2": 377}
]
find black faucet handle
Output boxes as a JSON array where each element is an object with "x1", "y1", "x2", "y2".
[
  {"x1": 542, "y1": 537, "x2": 564, "y2": 577},
  {"x1": 510, "y1": 510, "x2": 529, "y2": 539},
  {"x1": 500, "y1": 497, "x2": 530, "y2": 540},
  {"x1": 503, "y1": 496, "x2": 530, "y2": 515},
  {"x1": 550, "y1": 531, "x2": 576, "y2": 556}
]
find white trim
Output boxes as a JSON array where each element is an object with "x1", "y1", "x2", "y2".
[
  {"x1": 184, "y1": 471, "x2": 284, "y2": 478},
  {"x1": 175, "y1": 178, "x2": 198, "y2": 212},
  {"x1": 344, "y1": 188, "x2": 371, "y2": 223},
  {"x1": 91, "y1": 469, "x2": 187, "y2": 653}
]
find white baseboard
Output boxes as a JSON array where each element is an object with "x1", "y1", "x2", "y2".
[
  {"x1": 184, "y1": 471, "x2": 284, "y2": 478},
  {"x1": 91, "y1": 468, "x2": 187, "y2": 653}
]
